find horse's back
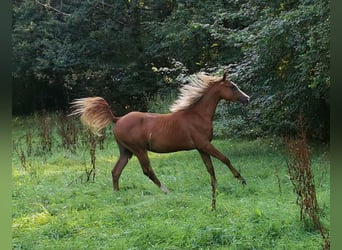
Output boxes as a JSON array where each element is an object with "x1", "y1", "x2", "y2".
[
  {"x1": 113, "y1": 111, "x2": 148, "y2": 138},
  {"x1": 114, "y1": 111, "x2": 167, "y2": 132}
]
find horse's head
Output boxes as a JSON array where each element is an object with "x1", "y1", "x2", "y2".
[{"x1": 216, "y1": 73, "x2": 250, "y2": 105}]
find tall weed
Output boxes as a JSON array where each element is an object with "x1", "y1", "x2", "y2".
[
  {"x1": 36, "y1": 111, "x2": 53, "y2": 152},
  {"x1": 286, "y1": 115, "x2": 330, "y2": 249},
  {"x1": 56, "y1": 111, "x2": 79, "y2": 153}
]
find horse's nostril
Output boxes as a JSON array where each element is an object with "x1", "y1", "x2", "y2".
[{"x1": 240, "y1": 97, "x2": 249, "y2": 105}]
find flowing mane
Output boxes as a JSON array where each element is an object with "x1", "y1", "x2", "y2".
[{"x1": 170, "y1": 72, "x2": 221, "y2": 113}]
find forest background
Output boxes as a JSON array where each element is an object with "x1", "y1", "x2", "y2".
[{"x1": 12, "y1": 0, "x2": 330, "y2": 141}]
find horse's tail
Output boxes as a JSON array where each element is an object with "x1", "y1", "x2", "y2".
[{"x1": 69, "y1": 97, "x2": 119, "y2": 135}]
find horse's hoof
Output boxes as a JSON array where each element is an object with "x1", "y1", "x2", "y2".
[
  {"x1": 160, "y1": 184, "x2": 170, "y2": 194},
  {"x1": 240, "y1": 178, "x2": 247, "y2": 186}
]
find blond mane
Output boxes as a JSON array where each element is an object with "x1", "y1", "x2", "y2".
[{"x1": 169, "y1": 72, "x2": 221, "y2": 113}]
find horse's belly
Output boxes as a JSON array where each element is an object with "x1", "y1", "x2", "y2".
[
  {"x1": 148, "y1": 133, "x2": 194, "y2": 153},
  {"x1": 149, "y1": 144, "x2": 193, "y2": 153}
]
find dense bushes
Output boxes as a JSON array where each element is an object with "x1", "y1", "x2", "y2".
[{"x1": 12, "y1": 0, "x2": 329, "y2": 140}]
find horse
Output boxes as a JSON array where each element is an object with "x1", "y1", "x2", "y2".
[{"x1": 70, "y1": 72, "x2": 250, "y2": 209}]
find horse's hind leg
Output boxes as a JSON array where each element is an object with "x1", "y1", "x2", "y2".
[
  {"x1": 135, "y1": 150, "x2": 170, "y2": 194},
  {"x1": 112, "y1": 144, "x2": 132, "y2": 191}
]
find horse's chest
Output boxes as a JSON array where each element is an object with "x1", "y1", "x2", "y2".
[{"x1": 191, "y1": 122, "x2": 213, "y2": 139}]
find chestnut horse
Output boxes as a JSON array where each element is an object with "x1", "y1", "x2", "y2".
[{"x1": 70, "y1": 72, "x2": 249, "y2": 209}]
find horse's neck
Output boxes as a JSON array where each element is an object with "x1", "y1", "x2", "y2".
[{"x1": 190, "y1": 89, "x2": 221, "y2": 122}]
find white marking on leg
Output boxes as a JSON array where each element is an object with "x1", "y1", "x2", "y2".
[{"x1": 160, "y1": 184, "x2": 170, "y2": 194}]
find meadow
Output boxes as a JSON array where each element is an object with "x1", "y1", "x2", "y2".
[{"x1": 12, "y1": 113, "x2": 330, "y2": 249}]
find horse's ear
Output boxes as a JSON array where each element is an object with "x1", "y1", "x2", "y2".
[{"x1": 222, "y1": 72, "x2": 227, "y2": 81}]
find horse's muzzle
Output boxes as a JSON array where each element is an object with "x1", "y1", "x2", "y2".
[{"x1": 240, "y1": 96, "x2": 250, "y2": 105}]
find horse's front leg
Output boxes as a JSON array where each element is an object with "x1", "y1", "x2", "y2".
[
  {"x1": 198, "y1": 150, "x2": 217, "y2": 210},
  {"x1": 200, "y1": 143, "x2": 246, "y2": 185}
]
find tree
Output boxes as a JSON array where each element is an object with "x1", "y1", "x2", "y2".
[
  {"x1": 13, "y1": 0, "x2": 161, "y2": 114},
  {"x1": 212, "y1": 0, "x2": 330, "y2": 140},
  {"x1": 12, "y1": 0, "x2": 330, "y2": 140},
  {"x1": 256, "y1": 0, "x2": 329, "y2": 139}
]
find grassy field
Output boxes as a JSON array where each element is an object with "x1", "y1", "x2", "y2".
[{"x1": 12, "y1": 115, "x2": 330, "y2": 249}]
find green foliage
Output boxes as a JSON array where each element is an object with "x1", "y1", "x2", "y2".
[
  {"x1": 213, "y1": 0, "x2": 330, "y2": 140},
  {"x1": 12, "y1": 0, "x2": 330, "y2": 140},
  {"x1": 168, "y1": 0, "x2": 330, "y2": 140},
  {"x1": 145, "y1": 90, "x2": 177, "y2": 114},
  {"x1": 144, "y1": 0, "x2": 244, "y2": 72},
  {"x1": 12, "y1": 0, "x2": 160, "y2": 113},
  {"x1": 12, "y1": 115, "x2": 330, "y2": 249}
]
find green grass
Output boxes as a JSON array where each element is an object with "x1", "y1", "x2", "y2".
[{"x1": 12, "y1": 115, "x2": 330, "y2": 250}]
